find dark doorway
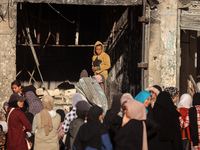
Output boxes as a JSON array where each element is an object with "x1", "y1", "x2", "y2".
[
  {"x1": 16, "y1": 3, "x2": 127, "y2": 88},
  {"x1": 180, "y1": 30, "x2": 197, "y2": 95}
]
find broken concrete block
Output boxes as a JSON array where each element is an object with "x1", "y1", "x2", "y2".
[{"x1": 36, "y1": 88, "x2": 44, "y2": 96}]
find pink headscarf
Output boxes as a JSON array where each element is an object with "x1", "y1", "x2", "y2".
[
  {"x1": 127, "y1": 100, "x2": 148, "y2": 150},
  {"x1": 120, "y1": 93, "x2": 134, "y2": 105}
]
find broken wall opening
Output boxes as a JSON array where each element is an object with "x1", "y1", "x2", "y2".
[
  {"x1": 180, "y1": 30, "x2": 198, "y2": 95},
  {"x1": 16, "y1": 3, "x2": 127, "y2": 89},
  {"x1": 105, "y1": 6, "x2": 142, "y2": 102},
  {"x1": 179, "y1": 1, "x2": 200, "y2": 95}
]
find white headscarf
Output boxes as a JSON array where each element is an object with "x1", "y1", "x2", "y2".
[{"x1": 177, "y1": 93, "x2": 192, "y2": 109}]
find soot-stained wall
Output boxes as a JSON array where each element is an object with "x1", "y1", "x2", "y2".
[{"x1": 105, "y1": 6, "x2": 142, "y2": 105}]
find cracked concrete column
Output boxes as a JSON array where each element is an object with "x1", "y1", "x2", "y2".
[
  {"x1": 0, "y1": 1, "x2": 17, "y2": 103},
  {"x1": 148, "y1": 0, "x2": 179, "y2": 89}
]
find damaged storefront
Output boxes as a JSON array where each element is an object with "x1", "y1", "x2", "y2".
[{"x1": 0, "y1": 0, "x2": 143, "y2": 108}]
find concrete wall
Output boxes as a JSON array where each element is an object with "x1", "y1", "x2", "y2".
[
  {"x1": 148, "y1": 0, "x2": 179, "y2": 89},
  {"x1": 0, "y1": 1, "x2": 17, "y2": 103}
]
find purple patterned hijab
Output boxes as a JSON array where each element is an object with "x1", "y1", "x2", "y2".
[{"x1": 25, "y1": 91, "x2": 43, "y2": 116}]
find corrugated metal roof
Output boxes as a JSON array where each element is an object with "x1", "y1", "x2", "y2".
[
  {"x1": 181, "y1": 3, "x2": 200, "y2": 31},
  {"x1": 16, "y1": 0, "x2": 142, "y2": 6}
]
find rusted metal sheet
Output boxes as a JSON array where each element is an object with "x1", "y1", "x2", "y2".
[
  {"x1": 180, "y1": 3, "x2": 200, "y2": 31},
  {"x1": 138, "y1": 62, "x2": 148, "y2": 68},
  {"x1": 76, "y1": 77, "x2": 108, "y2": 115},
  {"x1": 16, "y1": 0, "x2": 142, "y2": 6}
]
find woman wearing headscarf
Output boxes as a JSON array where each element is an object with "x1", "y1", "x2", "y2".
[
  {"x1": 32, "y1": 95, "x2": 61, "y2": 150},
  {"x1": 120, "y1": 93, "x2": 134, "y2": 126},
  {"x1": 177, "y1": 93, "x2": 192, "y2": 141},
  {"x1": 25, "y1": 91, "x2": 43, "y2": 116},
  {"x1": 179, "y1": 93, "x2": 200, "y2": 149},
  {"x1": 134, "y1": 90, "x2": 152, "y2": 114},
  {"x1": 150, "y1": 92, "x2": 182, "y2": 150},
  {"x1": 145, "y1": 85, "x2": 162, "y2": 108},
  {"x1": 103, "y1": 93, "x2": 133, "y2": 148},
  {"x1": 73, "y1": 105, "x2": 112, "y2": 150},
  {"x1": 68, "y1": 101, "x2": 90, "y2": 150},
  {"x1": 114, "y1": 100, "x2": 147, "y2": 150},
  {"x1": 135, "y1": 90, "x2": 160, "y2": 140},
  {"x1": 104, "y1": 93, "x2": 123, "y2": 147},
  {"x1": 120, "y1": 93, "x2": 133, "y2": 107},
  {"x1": 62, "y1": 93, "x2": 84, "y2": 133},
  {"x1": 164, "y1": 87, "x2": 179, "y2": 104},
  {"x1": 7, "y1": 93, "x2": 31, "y2": 150}
]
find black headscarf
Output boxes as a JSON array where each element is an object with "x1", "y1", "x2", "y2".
[
  {"x1": 153, "y1": 85, "x2": 162, "y2": 93},
  {"x1": 104, "y1": 93, "x2": 123, "y2": 134},
  {"x1": 189, "y1": 93, "x2": 200, "y2": 146},
  {"x1": 154, "y1": 91, "x2": 179, "y2": 117},
  {"x1": 153, "y1": 92, "x2": 182, "y2": 150},
  {"x1": 110, "y1": 94, "x2": 123, "y2": 114},
  {"x1": 87, "y1": 105, "x2": 103, "y2": 123},
  {"x1": 74, "y1": 105, "x2": 105, "y2": 150},
  {"x1": 56, "y1": 109, "x2": 65, "y2": 123},
  {"x1": 192, "y1": 93, "x2": 200, "y2": 106}
]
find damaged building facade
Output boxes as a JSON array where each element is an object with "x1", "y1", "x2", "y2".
[
  {"x1": 148, "y1": 0, "x2": 200, "y2": 95},
  {"x1": 0, "y1": 0, "x2": 199, "y2": 106}
]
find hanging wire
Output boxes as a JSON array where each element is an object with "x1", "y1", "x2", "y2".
[{"x1": 47, "y1": 3, "x2": 75, "y2": 24}]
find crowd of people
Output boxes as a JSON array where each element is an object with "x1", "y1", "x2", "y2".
[
  {"x1": 0, "y1": 79, "x2": 200, "y2": 150},
  {"x1": 0, "y1": 42, "x2": 199, "y2": 150}
]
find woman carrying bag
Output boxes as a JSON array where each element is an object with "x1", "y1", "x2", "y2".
[
  {"x1": 7, "y1": 93, "x2": 31, "y2": 150},
  {"x1": 32, "y1": 95, "x2": 61, "y2": 150}
]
